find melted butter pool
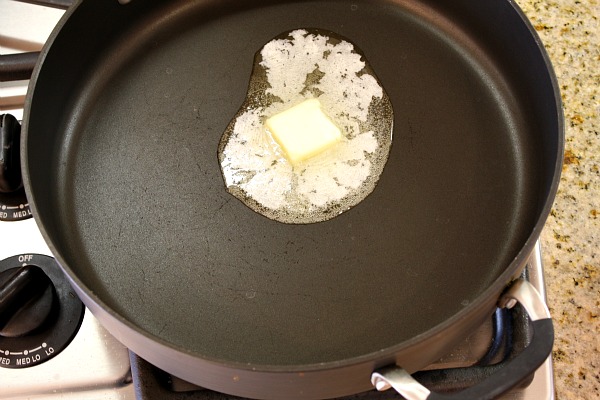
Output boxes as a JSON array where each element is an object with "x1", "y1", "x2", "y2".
[{"x1": 218, "y1": 29, "x2": 393, "y2": 224}]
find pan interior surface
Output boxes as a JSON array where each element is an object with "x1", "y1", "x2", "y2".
[{"x1": 41, "y1": 0, "x2": 543, "y2": 367}]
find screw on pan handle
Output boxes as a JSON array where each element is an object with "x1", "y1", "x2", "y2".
[{"x1": 371, "y1": 279, "x2": 554, "y2": 400}]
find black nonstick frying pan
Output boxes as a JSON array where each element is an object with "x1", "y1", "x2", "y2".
[{"x1": 19, "y1": 0, "x2": 562, "y2": 398}]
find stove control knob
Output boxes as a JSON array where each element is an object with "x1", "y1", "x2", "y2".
[
  {"x1": 0, "y1": 114, "x2": 30, "y2": 222},
  {"x1": 0, "y1": 255, "x2": 84, "y2": 368},
  {"x1": 0, "y1": 265, "x2": 56, "y2": 338},
  {"x1": 0, "y1": 114, "x2": 23, "y2": 193}
]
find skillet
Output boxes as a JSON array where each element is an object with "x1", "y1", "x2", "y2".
[{"x1": 20, "y1": 0, "x2": 563, "y2": 398}]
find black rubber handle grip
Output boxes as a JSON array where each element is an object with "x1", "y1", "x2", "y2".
[{"x1": 427, "y1": 318, "x2": 554, "y2": 400}]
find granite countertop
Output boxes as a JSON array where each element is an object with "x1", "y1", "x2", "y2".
[{"x1": 516, "y1": 0, "x2": 600, "y2": 399}]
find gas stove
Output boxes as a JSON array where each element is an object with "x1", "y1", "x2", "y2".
[{"x1": 1, "y1": 1, "x2": 554, "y2": 399}]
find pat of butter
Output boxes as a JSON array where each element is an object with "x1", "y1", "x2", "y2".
[{"x1": 265, "y1": 98, "x2": 342, "y2": 165}]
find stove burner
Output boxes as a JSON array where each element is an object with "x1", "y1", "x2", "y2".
[{"x1": 0, "y1": 114, "x2": 31, "y2": 222}]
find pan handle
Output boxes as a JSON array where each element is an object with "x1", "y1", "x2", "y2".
[{"x1": 371, "y1": 279, "x2": 554, "y2": 400}]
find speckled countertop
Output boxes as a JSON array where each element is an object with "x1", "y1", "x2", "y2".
[{"x1": 515, "y1": 0, "x2": 600, "y2": 399}]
